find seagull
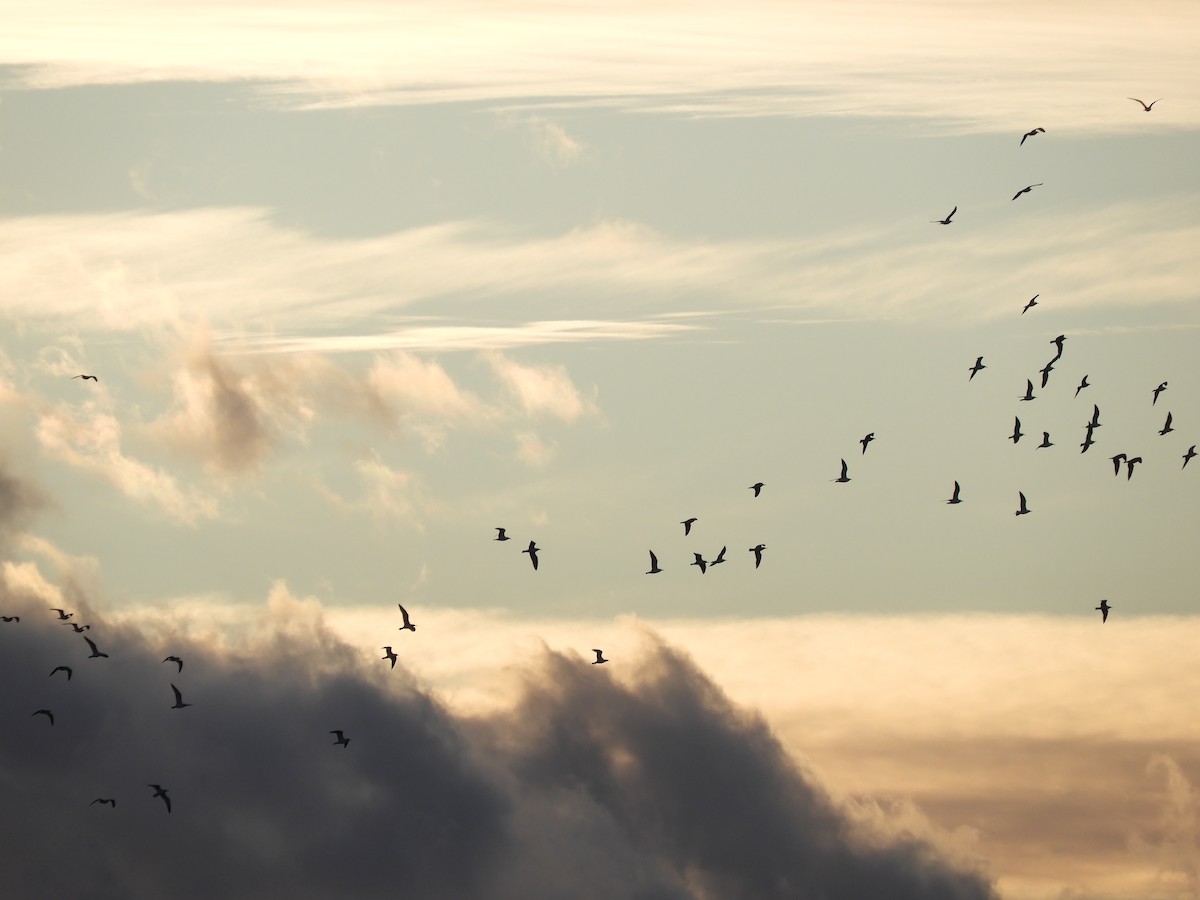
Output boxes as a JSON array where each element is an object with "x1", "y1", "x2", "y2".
[
  {"x1": 32, "y1": 709, "x2": 54, "y2": 725},
  {"x1": 1020, "y1": 127, "x2": 1046, "y2": 146},
  {"x1": 1039, "y1": 361, "x2": 1055, "y2": 389},
  {"x1": 1184, "y1": 446, "x2": 1196, "y2": 469},
  {"x1": 329, "y1": 730, "x2": 350, "y2": 749},
  {"x1": 381, "y1": 646, "x2": 397, "y2": 669},
  {"x1": 1075, "y1": 375, "x2": 1090, "y2": 398},
  {"x1": 69, "y1": 623, "x2": 90, "y2": 633},
  {"x1": 969, "y1": 356, "x2": 986, "y2": 380},
  {"x1": 750, "y1": 544, "x2": 766, "y2": 568},
  {"x1": 1153, "y1": 381, "x2": 1168, "y2": 405},
  {"x1": 1081, "y1": 424, "x2": 1097, "y2": 454},
  {"x1": 89, "y1": 798, "x2": 116, "y2": 808},
  {"x1": 83, "y1": 636, "x2": 108, "y2": 659},
  {"x1": 1090, "y1": 405, "x2": 1102, "y2": 429},
  {"x1": 148, "y1": 784, "x2": 172, "y2": 812},
  {"x1": 931, "y1": 206, "x2": 957, "y2": 225},
  {"x1": 1019, "y1": 379, "x2": 1036, "y2": 401},
  {"x1": 690, "y1": 553, "x2": 708, "y2": 575},
  {"x1": 1126, "y1": 457, "x2": 1143, "y2": 480},
  {"x1": 1050, "y1": 334, "x2": 1067, "y2": 360},
  {"x1": 1159, "y1": 412, "x2": 1174, "y2": 436},
  {"x1": 1015, "y1": 492, "x2": 1030, "y2": 516},
  {"x1": 163, "y1": 656, "x2": 183, "y2": 673},
  {"x1": 50, "y1": 608, "x2": 72, "y2": 620},
  {"x1": 397, "y1": 603, "x2": 417, "y2": 631},
  {"x1": 1012, "y1": 183, "x2": 1043, "y2": 201},
  {"x1": 834, "y1": 458, "x2": 851, "y2": 483},
  {"x1": 646, "y1": 550, "x2": 662, "y2": 574},
  {"x1": 71, "y1": 374, "x2": 98, "y2": 381},
  {"x1": 0, "y1": 616, "x2": 19, "y2": 623},
  {"x1": 49, "y1": 665, "x2": 72, "y2": 680},
  {"x1": 1128, "y1": 97, "x2": 1162, "y2": 111},
  {"x1": 591, "y1": 649, "x2": 608, "y2": 665},
  {"x1": 860, "y1": 433, "x2": 875, "y2": 454},
  {"x1": 1096, "y1": 599, "x2": 1111, "y2": 622},
  {"x1": 1021, "y1": 294, "x2": 1039, "y2": 314},
  {"x1": 1110, "y1": 453, "x2": 1127, "y2": 476},
  {"x1": 170, "y1": 684, "x2": 192, "y2": 710},
  {"x1": 1037, "y1": 432, "x2": 1053, "y2": 449},
  {"x1": 1010, "y1": 417, "x2": 1024, "y2": 444},
  {"x1": 494, "y1": 527, "x2": 510, "y2": 542},
  {"x1": 681, "y1": 518, "x2": 697, "y2": 536},
  {"x1": 522, "y1": 542, "x2": 540, "y2": 571},
  {"x1": 710, "y1": 546, "x2": 727, "y2": 567},
  {"x1": 749, "y1": 482, "x2": 764, "y2": 497},
  {"x1": 946, "y1": 481, "x2": 962, "y2": 504}
]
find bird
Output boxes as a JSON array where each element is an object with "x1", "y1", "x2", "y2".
[
  {"x1": 1081, "y1": 424, "x2": 1097, "y2": 454},
  {"x1": 1075, "y1": 375, "x2": 1090, "y2": 398},
  {"x1": 931, "y1": 206, "x2": 956, "y2": 225},
  {"x1": 681, "y1": 518, "x2": 697, "y2": 536},
  {"x1": 750, "y1": 544, "x2": 766, "y2": 568},
  {"x1": 1184, "y1": 446, "x2": 1196, "y2": 469},
  {"x1": 1019, "y1": 379, "x2": 1036, "y2": 401},
  {"x1": 1020, "y1": 127, "x2": 1045, "y2": 146},
  {"x1": 968, "y1": 357, "x2": 986, "y2": 380},
  {"x1": 834, "y1": 458, "x2": 851, "y2": 483},
  {"x1": 690, "y1": 553, "x2": 708, "y2": 575},
  {"x1": 1010, "y1": 417, "x2": 1024, "y2": 444},
  {"x1": 1126, "y1": 457, "x2": 1143, "y2": 480},
  {"x1": 1153, "y1": 381, "x2": 1168, "y2": 405},
  {"x1": 1128, "y1": 97, "x2": 1162, "y2": 111},
  {"x1": 709, "y1": 546, "x2": 727, "y2": 567},
  {"x1": 860, "y1": 433, "x2": 875, "y2": 454},
  {"x1": 1090, "y1": 405, "x2": 1102, "y2": 429},
  {"x1": 169, "y1": 684, "x2": 192, "y2": 710},
  {"x1": 329, "y1": 730, "x2": 350, "y2": 749},
  {"x1": 494, "y1": 527, "x2": 510, "y2": 542},
  {"x1": 1159, "y1": 412, "x2": 1174, "y2": 436},
  {"x1": 1110, "y1": 453, "x2": 1127, "y2": 476},
  {"x1": 49, "y1": 665, "x2": 72, "y2": 680},
  {"x1": 32, "y1": 709, "x2": 54, "y2": 725},
  {"x1": 591, "y1": 649, "x2": 608, "y2": 665},
  {"x1": 381, "y1": 646, "x2": 397, "y2": 669},
  {"x1": 1021, "y1": 294, "x2": 1039, "y2": 314},
  {"x1": 397, "y1": 603, "x2": 417, "y2": 631},
  {"x1": 0, "y1": 616, "x2": 18, "y2": 623},
  {"x1": 50, "y1": 608, "x2": 72, "y2": 620},
  {"x1": 522, "y1": 541, "x2": 540, "y2": 570},
  {"x1": 163, "y1": 656, "x2": 183, "y2": 673},
  {"x1": 946, "y1": 481, "x2": 962, "y2": 504},
  {"x1": 1039, "y1": 361, "x2": 1055, "y2": 389},
  {"x1": 645, "y1": 551, "x2": 662, "y2": 575},
  {"x1": 1037, "y1": 432, "x2": 1053, "y2": 449},
  {"x1": 1050, "y1": 334, "x2": 1066, "y2": 360},
  {"x1": 89, "y1": 798, "x2": 116, "y2": 808},
  {"x1": 148, "y1": 784, "x2": 172, "y2": 812},
  {"x1": 749, "y1": 482, "x2": 764, "y2": 497},
  {"x1": 1015, "y1": 492, "x2": 1030, "y2": 516},
  {"x1": 68, "y1": 623, "x2": 90, "y2": 633},
  {"x1": 1012, "y1": 183, "x2": 1043, "y2": 201},
  {"x1": 1096, "y1": 599, "x2": 1111, "y2": 622},
  {"x1": 71, "y1": 374, "x2": 98, "y2": 381},
  {"x1": 83, "y1": 636, "x2": 108, "y2": 659}
]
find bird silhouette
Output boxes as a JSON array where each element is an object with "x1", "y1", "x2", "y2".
[
  {"x1": 1020, "y1": 127, "x2": 1045, "y2": 146},
  {"x1": 494, "y1": 527, "x2": 510, "y2": 541},
  {"x1": 90, "y1": 798, "x2": 116, "y2": 807},
  {"x1": 1050, "y1": 334, "x2": 1066, "y2": 360},
  {"x1": 1010, "y1": 417, "x2": 1024, "y2": 444},
  {"x1": 397, "y1": 603, "x2": 417, "y2": 631},
  {"x1": 49, "y1": 665, "x2": 72, "y2": 680},
  {"x1": 521, "y1": 542, "x2": 539, "y2": 571},
  {"x1": 148, "y1": 784, "x2": 172, "y2": 812},
  {"x1": 1159, "y1": 412, "x2": 1174, "y2": 436},
  {"x1": 68, "y1": 623, "x2": 90, "y2": 633},
  {"x1": 834, "y1": 458, "x2": 851, "y2": 483},
  {"x1": 860, "y1": 433, "x2": 875, "y2": 454},
  {"x1": 1110, "y1": 453, "x2": 1127, "y2": 476},
  {"x1": 681, "y1": 518, "x2": 697, "y2": 536},
  {"x1": 1021, "y1": 295, "x2": 1039, "y2": 314},
  {"x1": 1, "y1": 616, "x2": 19, "y2": 623},
  {"x1": 591, "y1": 649, "x2": 608, "y2": 665},
  {"x1": 932, "y1": 206, "x2": 956, "y2": 225},
  {"x1": 170, "y1": 684, "x2": 193, "y2": 710},
  {"x1": 1126, "y1": 457, "x2": 1143, "y2": 480},
  {"x1": 1037, "y1": 432, "x2": 1053, "y2": 449},
  {"x1": 50, "y1": 608, "x2": 72, "y2": 620},
  {"x1": 1019, "y1": 379, "x2": 1036, "y2": 401},
  {"x1": 1090, "y1": 405, "x2": 1102, "y2": 429},
  {"x1": 946, "y1": 481, "x2": 962, "y2": 504},
  {"x1": 1184, "y1": 446, "x2": 1196, "y2": 469},
  {"x1": 381, "y1": 646, "x2": 398, "y2": 669},
  {"x1": 163, "y1": 656, "x2": 183, "y2": 673},
  {"x1": 1081, "y1": 424, "x2": 1097, "y2": 454},
  {"x1": 969, "y1": 357, "x2": 986, "y2": 380},
  {"x1": 710, "y1": 546, "x2": 727, "y2": 567},
  {"x1": 646, "y1": 550, "x2": 662, "y2": 574},
  {"x1": 1015, "y1": 492, "x2": 1030, "y2": 516},
  {"x1": 1128, "y1": 97, "x2": 1162, "y2": 111},
  {"x1": 71, "y1": 374, "x2": 98, "y2": 381},
  {"x1": 329, "y1": 730, "x2": 350, "y2": 749},
  {"x1": 750, "y1": 544, "x2": 766, "y2": 568},
  {"x1": 749, "y1": 482, "x2": 764, "y2": 497},
  {"x1": 1039, "y1": 362, "x2": 1055, "y2": 389},
  {"x1": 32, "y1": 709, "x2": 54, "y2": 725},
  {"x1": 1095, "y1": 599, "x2": 1111, "y2": 622},
  {"x1": 1075, "y1": 375, "x2": 1090, "y2": 398},
  {"x1": 83, "y1": 636, "x2": 108, "y2": 659},
  {"x1": 1012, "y1": 183, "x2": 1043, "y2": 201},
  {"x1": 690, "y1": 553, "x2": 708, "y2": 574},
  {"x1": 1153, "y1": 382, "x2": 1168, "y2": 405}
]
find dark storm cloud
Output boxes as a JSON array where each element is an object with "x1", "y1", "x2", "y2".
[
  {"x1": 0, "y1": 456, "x2": 46, "y2": 543},
  {"x1": 0, "y1": 582, "x2": 996, "y2": 900}
]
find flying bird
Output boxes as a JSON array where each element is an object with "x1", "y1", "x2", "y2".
[
  {"x1": 681, "y1": 518, "x2": 697, "y2": 536},
  {"x1": 1075, "y1": 375, "x2": 1090, "y2": 398},
  {"x1": 1081, "y1": 425, "x2": 1096, "y2": 454},
  {"x1": 1050, "y1": 334, "x2": 1066, "y2": 360},
  {"x1": 1153, "y1": 382, "x2": 1168, "y2": 405},
  {"x1": 749, "y1": 482, "x2": 764, "y2": 497},
  {"x1": 50, "y1": 608, "x2": 72, "y2": 620},
  {"x1": 1037, "y1": 432, "x2": 1053, "y2": 449},
  {"x1": 834, "y1": 458, "x2": 851, "y2": 483},
  {"x1": 1020, "y1": 127, "x2": 1045, "y2": 146},
  {"x1": 494, "y1": 527, "x2": 510, "y2": 542},
  {"x1": 169, "y1": 684, "x2": 192, "y2": 710},
  {"x1": 860, "y1": 433, "x2": 875, "y2": 454},
  {"x1": 397, "y1": 603, "x2": 417, "y2": 631},
  {"x1": 71, "y1": 374, "x2": 98, "y2": 381},
  {"x1": 931, "y1": 206, "x2": 957, "y2": 225},
  {"x1": 1095, "y1": 600, "x2": 1111, "y2": 623},
  {"x1": 946, "y1": 481, "x2": 962, "y2": 505},
  {"x1": 68, "y1": 623, "x2": 90, "y2": 633},
  {"x1": 968, "y1": 357, "x2": 986, "y2": 380},
  {"x1": 1010, "y1": 417, "x2": 1024, "y2": 444},
  {"x1": 1015, "y1": 492, "x2": 1030, "y2": 516},
  {"x1": 1021, "y1": 295, "x2": 1039, "y2": 314},
  {"x1": 591, "y1": 649, "x2": 608, "y2": 665},
  {"x1": 521, "y1": 542, "x2": 540, "y2": 571},
  {"x1": 148, "y1": 784, "x2": 172, "y2": 812},
  {"x1": 1011, "y1": 183, "x2": 1043, "y2": 201},
  {"x1": 381, "y1": 646, "x2": 398, "y2": 669},
  {"x1": 690, "y1": 553, "x2": 708, "y2": 575},
  {"x1": 1019, "y1": 379, "x2": 1036, "y2": 401},
  {"x1": 329, "y1": 730, "x2": 350, "y2": 749},
  {"x1": 32, "y1": 709, "x2": 54, "y2": 725},
  {"x1": 1184, "y1": 446, "x2": 1196, "y2": 469},
  {"x1": 1159, "y1": 412, "x2": 1174, "y2": 436},
  {"x1": 710, "y1": 546, "x2": 727, "y2": 567},
  {"x1": 83, "y1": 636, "x2": 108, "y2": 659},
  {"x1": 89, "y1": 798, "x2": 116, "y2": 808},
  {"x1": 1039, "y1": 361, "x2": 1055, "y2": 389},
  {"x1": 645, "y1": 550, "x2": 662, "y2": 575},
  {"x1": 750, "y1": 544, "x2": 766, "y2": 568},
  {"x1": 1128, "y1": 97, "x2": 1162, "y2": 111},
  {"x1": 1111, "y1": 453, "x2": 1127, "y2": 476},
  {"x1": 1090, "y1": 405, "x2": 1102, "y2": 429},
  {"x1": 0, "y1": 616, "x2": 18, "y2": 623},
  {"x1": 163, "y1": 656, "x2": 183, "y2": 673},
  {"x1": 1126, "y1": 456, "x2": 1143, "y2": 480},
  {"x1": 49, "y1": 665, "x2": 72, "y2": 680}
]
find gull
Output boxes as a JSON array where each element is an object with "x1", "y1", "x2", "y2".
[
  {"x1": 1096, "y1": 599, "x2": 1111, "y2": 622},
  {"x1": 710, "y1": 546, "x2": 728, "y2": 567},
  {"x1": 50, "y1": 608, "x2": 72, "y2": 620},
  {"x1": 1153, "y1": 381, "x2": 1168, "y2": 405},
  {"x1": 1010, "y1": 417, "x2": 1024, "y2": 444},
  {"x1": 1184, "y1": 445, "x2": 1197, "y2": 469},
  {"x1": 1012, "y1": 183, "x2": 1043, "y2": 201},
  {"x1": 969, "y1": 357, "x2": 986, "y2": 380},
  {"x1": 1090, "y1": 405, "x2": 1102, "y2": 429},
  {"x1": 148, "y1": 784, "x2": 172, "y2": 812},
  {"x1": 1081, "y1": 424, "x2": 1097, "y2": 454},
  {"x1": 32, "y1": 709, "x2": 54, "y2": 725},
  {"x1": 1126, "y1": 457, "x2": 1143, "y2": 480},
  {"x1": 834, "y1": 458, "x2": 851, "y2": 483},
  {"x1": 1037, "y1": 432, "x2": 1053, "y2": 449},
  {"x1": 1019, "y1": 379, "x2": 1036, "y2": 401},
  {"x1": 1021, "y1": 294, "x2": 1039, "y2": 314},
  {"x1": 1, "y1": 616, "x2": 18, "y2": 623},
  {"x1": 382, "y1": 646, "x2": 398, "y2": 668},
  {"x1": 494, "y1": 527, "x2": 510, "y2": 542},
  {"x1": 1075, "y1": 375, "x2": 1090, "y2": 398},
  {"x1": 69, "y1": 623, "x2": 90, "y2": 633},
  {"x1": 946, "y1": 481, "x2": 962, "y2": 504},
  {"x1": 1128, "y1": 97, "x2": 1162, "y2": 111},
  {"x1": 750, "y1": 544, "x2": 766, "y2": 568},
  {"x1": 681, "y1": 518, "x2": 697, "y2": 536},
  {"x1": 90, "y1": 798, "x2": 116, "y2": 808},
  {"x1": 645, "y1": 551, "x2": 662, "y2": 574},
  {"x1": 1015, "y1": 492, "x2": 1030, "y2": 516},
  {"x1": 591, "y1": 649, "x2": 608, "y2": 665},
  {"x1": 749, "y1": 482, "x2": 764, "y2": 497},
  {"x1": 163, "y1": 656, "x2": 183, "y2": 673},
  {"x1": 522, "y1": 541, "x2": 540, "y2": 571},
  {"x1": 1040, "y1": 361, "x2": 1055, "y2": 389},
  {"x1": 1159, "y1": 412, "x2": 1174, "y2": 436},
  {"x1": 71, "y1": 374, "x2": 98, "y2": 382},
  {"x1": 931, "y1": 205, "x2": 956, "y2": 225},
  {"x1": 691, "y1": 553, "x2": 708, "y2": 575},
  {"x1": 83, "y1": 636, "x2": 108, "y2": 659},
  {"x1": 1110, "y1": 453, "x2": 1127, "y2": 476},
  {"x1": 49, "y1": 665, "x2": 72, "y2": 680},
  {"x1": 329, "y1": 730, "x2": 350, "y2": 749},
  {"x1": 397, "y1": 603, "x2": 417, "y2": 631},
  {"x1": 1020, "y1": 127, "x2": 1046, "y2": 146},
  {"x1": 169, "y1": 684, "x2": 192, "y2": 710},
  {"x1": 860, "y1": 433, "x2": 875, "y2": 454},
  {"x1": 1050, "y1": 334, "x2": 1067, "y2": 360}
]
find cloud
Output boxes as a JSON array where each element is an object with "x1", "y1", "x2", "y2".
[
  {"x1": 485, "y1": 352, "x2": 595, "y2": 422},
  {"x1": 519, "y1": 116, "x2": 585, "y2": 166},
  {"x1": 0, "y1": 456, "x2": 46, "y2": 544}
]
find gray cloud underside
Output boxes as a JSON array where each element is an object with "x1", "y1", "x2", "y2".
[{"x1": 0, "y1": 588, "x2": 995, "y2": 900}]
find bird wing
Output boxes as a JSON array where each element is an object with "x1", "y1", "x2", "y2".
[
  {"x1": 171, "y1": 684, "x2": 184, "y2": 705},
  {"x1": 648, "y1": 550, "x2": 658, "y2": 567}
]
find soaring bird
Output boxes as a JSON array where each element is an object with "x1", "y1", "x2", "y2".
[
  {"x1": 50, "y1": 608, "x2": 72, "y2": 620},
  {"x1": 49, "y1": 665, "x2": 72, "y2": 680},
  {"x1": 163, "y1": 656, "x2": 183, "y2": 673},
  {"x1": 1096, "y1": 599, "x2": 1111, "y2": 622},
  {"x1": 932, "y1": 206, "x2": 957, "y2": 225},
  {"x1": 860, "y1": 433, "x2": 875, "y2": 454},
  {"x1": 32, "y1": 709, "x2": 54, "y2": 725},
  {"x1": 1081, "y1": 424, "x2": 1096, "y2": 454},
  {"x1": 521, "y1": 542, "x2": 540, "y2": 571},
  {"x1": 1020, "y1": 127, "x2": 1045, "y2": 146},
  {"x1": 1128, "y1": 97, "x2": 1162, "y2": 111},
  {"x1": 170, "y1": 684, "x2": 192, "y2": 710},
  {"x1": 1019, "y1": 379, "x2": 1036, "y2": 401},
  {"x1": 1010, "y1": 417, "x2": 1024, "y2": 444},
  {"x1": 69, "y1": 623, "x2": 90, "y2": 633},
  {"x1": 381, "y1": 646, "x2": 398, "y2": 669},
  {"x1": 1126, "y1": 457, "x2": 1143, "y2": 480},
  {"x1": 834, "y1": 458, "x2": 851, "y2": 483},
  {"x1": 397, "y1": 603, "x2": 417, "y2": 631},
  {"x1": 1075, "y1": 375, "x2": 1090, "y2": 398},
  {"x1": 90, "y1": 798, "x2": 116, "y2": 808},
  {"x1": 591, "y1": 649, "x2": 608, "y2": 665},
  {"x1": 690, "y1": 553, "x2": 708, "y2": 575},
  {"x1": 1, "y1": 616, "x2": 18, "y2": 623},
  {"x1": 1153, "y1": 381, "x2": 1168, "y2": 405},
  {"x1": 681, "y1": 518, "x2": 697, "y2": 536},
  {"x1": 646, "y1": 550, "x2": 662, "y2": 574},
  {"x1": 709, "y1": 546, "x2": 727, "y2": 567},
  {"x1": 148, "y1": 784, "x2": 172, "y2": 812},
  {"x1": 1037, "y1": 432, "x2": 1053, "y2": 449},
  {"x1": 71, "y1": 374, "x2": 98, "y2": 381},
  {"x1": 1110, "y1": 453, "x2": 1127, "y2": 476},
  {"x1": 1021, "y1": 294, "x2": 1039, "y2": 314},
  {"x1": 83, "y1": 636, "x2": 108, "y2": 659},
  {"x1": 1039, "y1": 361, "x2": 1055, "y2": 389},
  {"x1": 969, "y1": 357, "x2": 986, "y2": 380},
  {"x1": 1159, "y1": 412, "x2": 1174, "y2": 436},
  {"x1": 1012, "y1": 183, "x2": 1043, "y2": 201},
  {"x1": 1090, "y1": 405, "x2": 1102, "y2": 429},
  {"x1": 1050, "y1": 334, "x2": 1067, "y2": 360},
  {"x1": 1015, "y1": 492, "x2": 1030, "y2": 516},
  {"x1": 1184, "y1": 446, "x2": 1197, "y2": 469},
  {"x1": 329, "y1": 730, "x2": 350, "y2": 749},
  {"x1": 494, "y1": 527, "x2": 510, "y2": 542},
  {"x1": 946, "y1": 481, "x2": 962, "y2": 504},
  {"x1": 750, "y1": 544, "x2": 766, "y2": 568},
  {"x1": 749, "y1": 482, "x2": 764, "y2": 497}
]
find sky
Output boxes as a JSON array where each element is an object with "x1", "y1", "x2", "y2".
[{"x1": 1, "y1": 2, "x2": 1199, "y2": 897}]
